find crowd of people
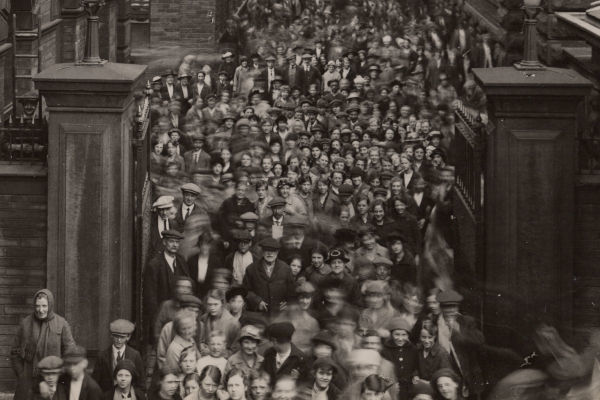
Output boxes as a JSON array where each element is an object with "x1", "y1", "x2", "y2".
[{"x1": 10, "y1": 0, "x2": 505, "y2": 400}]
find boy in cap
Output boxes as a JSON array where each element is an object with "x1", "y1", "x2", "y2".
[
  {"x1": 61, "y1": 346, "x2": 103, "y2": 400},
  {"x1": 262, "y1": 322, "x2": 307, "y2": 383},
  {"x1": 108, "y1": 359, "x2": 145, "y2": 400},
  {"x1": 381, "y1": 317, "x2": 418, "y2": 399},
  {"x1": 36, "y1": 356, "x2": 66, "y2": 400},
  {"x1": 224, "y1": 324, "x2": 264, "y2": 376},
  {"x1": 92, "y1": 319, "x2": 144, "y2": 392}
]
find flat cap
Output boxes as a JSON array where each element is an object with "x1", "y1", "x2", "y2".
[
  {"x1": 350, "y1": 166, "x2": 364, "y2": 178},
  {"x1": 267, "y1": 322, "x2": 295, "y2": 341},
  {"x1": 152, "y1": 76, "x2": 162, "y2": 83},
  {"x1": 265, "y1": 55, "x2": 276, "y2": 62},
  {"x1": 427, "y1": 130, "x2": 442, "y2": 138},
  {"x1": 386, "y1": 230, "x2": 408, "y2": 244},
  {"x1": 312, "y1": 357, "x2": 339, "y2": 373},
  {"x1": 388, "y1": 317, "x2": 411, "y2": 333},
  {"x1": 63, "y1": 345, "x2": 87, "y2": 364},
  {"x1": 373, "y1": 187, "x2": 388, "y2": 197},
  {"x1": 430, "y1": 368, "x2": 461, "y2": 385},
  {"x1": 113, "y1": 359, "x2": 138, "y2": 380},
  {"x1": 239, "y1": 325, "x2": 261, "y2": 342},
  {"x1": 436, "y1": 290, "x2": 463, "y2": 306},
  {"x1": 259, "y1": 237, "x2": 281, "y2": 250},
  {"x1": 109, "y1": 319, "x2": 135, "y2": 335},
  {"x1": 38, "y1": 356, "x2": 63, "y2": 373},
  {"x1": 153, "y1": 195, "x2": 174, "y2": 209},
  {"x1": 346, "y1": 105, "x2": 360, "y2": 113},
  {"x1": 181, "y1": 183, "x2": 201, "y2": 195},
  {"x1": 338, "y1": 184, "x2": 354, "y2": 196},
  {"x1": 268, "y1": 197, "x2": 286, "y2": 208},
  {"x1": 311, "y1": 330, "x2": 337, "y2": 350},
  {"x1": 232, "y1": 229, "x2": 253, "y2": 241},
  {"x1": 412, "y1": 381, "x2": 435, "y2": 397},
  {"x1": 236, "y1": 118, "x2": 251, "y2": 128},
  {"x1": 362, "y1": 280, "x2": 390, "y2": 295},
  {"x1": 162, "y1": 69, "x2": 176, "y2": 77},
  {"x1": 284, "y1": 215, "x2": 307, "y2": 229},
  {"x1": 222, "y1": 51, "x2": 234, "y2": 58},
  {"x1": 226, "y1": 286, "x2": 248, "y2": 302},
  {"x1": 431, "y1": 148, "x2": 446, "y2": 160},
  {"x1": 240, "y1": 212, "x2": 259, "y2": 222},
  {"x1": 296, "y1": 281, "x2": 316, "y2": 295},
  {"x1": 179, "y1": 294, "x2": 202, "y2": 308},
  {"x1": 162, "y1": 229, "x2": 184, "y2": 240}
]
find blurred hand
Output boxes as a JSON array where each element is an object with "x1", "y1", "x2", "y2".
[{"x1": 258, "y1": 301, "x2": 269, "y2": 312}]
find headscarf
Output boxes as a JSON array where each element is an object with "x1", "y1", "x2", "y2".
[{"x1": 33, "y1": 289, "x2": 55, "y2": 322}]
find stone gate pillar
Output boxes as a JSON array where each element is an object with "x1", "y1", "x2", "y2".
[
  {"x1": 33, "y1": 2, "x2": 146, "y2": 354},
  {"x1": 473, "y1": 66, "x2": 590, "y2": 352}
]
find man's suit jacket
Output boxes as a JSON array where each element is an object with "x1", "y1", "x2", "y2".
[
  {"x1": 187, "y1": 249, "x2": 224, "y2": 298},
  {"x1": 160, "y1": 84, "x2": 182, "y2": 102},
  {"x1": 183, "y1": 150, "x2": 211, "y2": 174},
  {"x1": 260, "y1": 67, "x2": 286, "y2": 91},
  {"x1": 174, "y1": 202, "x2": 206, "y2": 228},
  {"x1": 295, "y1": 66, "x2": 322, "y2": 95},
  {"x1": 149, "y1": 216, "x2": 182, "y2": 259},
  {"x1": 242, "y1": 259, "x2": 295, "y2": 314},
  {"x1": 143, "y1": 252, "x2": 190, "y2": 341},
  {"x1": 177, "y1": 84, "x2": 194, "y2": 114},
  {"x1": 92, "y1": 345, "x2": 144, "y2": 392},
  {"x1": 192, "y1": 83, "x2": 213, "y2": 103},
  {"x1": 262, "y1": 344, "x2": 307, "y2": 384},
  {"x1": 340, "y1": 67, "x2": 356, "y2": 82},
  {"x1": 61, "y1": 374, "x2": 103, "y2": 400}
]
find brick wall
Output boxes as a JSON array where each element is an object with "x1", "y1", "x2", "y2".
[
  {"x1": 100, "y1": 0, "x2": 118, "y2": 62},
  {"x1": 40, "y1": 25, "x2": 59, "y2": 71},
  {"x1": 61, "y1": 13, "x2": 87, "y2": 63},
  {"x1": 0, "y1": 174, "x2": 47, "y2": 392},
  {"x1": 150, "y1": 0, "x2": 216, "y2": 49}
]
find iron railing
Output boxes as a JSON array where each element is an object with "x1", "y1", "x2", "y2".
[
  {"x1": 453, "y1": 100, "x2": 486, "y2": 215},
  {"x1": 132, "y1": 81, "x2": 152, "y2": 347},
  {"x1": 0, "y1": 112, "x2": 47, "y2": 162}
]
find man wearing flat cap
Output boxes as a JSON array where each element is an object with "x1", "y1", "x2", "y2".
[
  {"x1": 92, "y1": 319, "x2": 144, "y2": 392},
  {"x1": 436, "y1": 289, "x2": 486, "y2": 398},
  {"x1": 262, "y1": 322, "x2": 307, "y2": 383},
  {"x1": 60, "y1": 346, "x2": 102, "y2": 400},
  {"x1": 259, "y1": 196, "x2": 287, "y2": 240},
  {"x1": 175, "y1": 183, "x2": 205, "y2": 227},
  {"x1": 242, "y1": 238, "x2": 295, "y2": 315},
  {"x1": 184, "y1": 133, "x2": 211, "y2": 174},
  {"x1": 150, "y1": 196, "x2": 182, "y2": 258},
  {"x1": 143, "y1": 229, "x2": 190, "y2": 343},
  {"x1": 296, "y1": 52, "x2": 321, "y2": 95}
]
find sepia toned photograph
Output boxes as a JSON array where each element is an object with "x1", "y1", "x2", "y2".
[{"x1": 0, "y1": 0, "x2": 599, "y2": 400}]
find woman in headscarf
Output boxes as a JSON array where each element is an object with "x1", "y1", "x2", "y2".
[{"x1": 11, "y1": 289, "x2": 76, "y2": 400}]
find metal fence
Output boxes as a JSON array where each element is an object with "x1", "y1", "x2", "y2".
[{"x1": 0, "y1": 112, "x2": 46, "y2": 163}]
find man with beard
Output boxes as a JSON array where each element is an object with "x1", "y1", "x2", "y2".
[{"x1": 243, "y1": 238, "x2": 295, "y2": 315}]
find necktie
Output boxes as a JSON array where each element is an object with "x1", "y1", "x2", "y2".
[
  {"x1": 163, "y1": 219, "x2": 167, "y2": 232},
  {"x1": 185, "y1": 207, "x2": 191, "y2": 220},
  {"x1": 172, "y1": 258, "x2": 177, "y2": 273},
  {"x1": 194, "y1": 152, "x2": 199, "y2": 163},
  {"x1": 117, "y1": 351, "x2": 124, "y2": 361}
]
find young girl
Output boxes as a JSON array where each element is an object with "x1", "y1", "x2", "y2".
[
  {"x1": 381, "y1": 318, "x2": 418, "y2": 400},
  {"x1": 360, "y1": 374, "x2": 391, "y2": 400},
  {"x1": 183, "y1": 366, "x2": 221, "y2": 400},
  {"x1": 183, "y1": 373, "x2": 201, "y2": 397},
  {"x1": 289, "y1": 255, "x2": 307, "y2": 286},
  {"x1": 413, "y1": 322, "x2": 451, "y2": 385},
  {"x1": 178, "y1": 347, "x2": 199, "y2": 397}
]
